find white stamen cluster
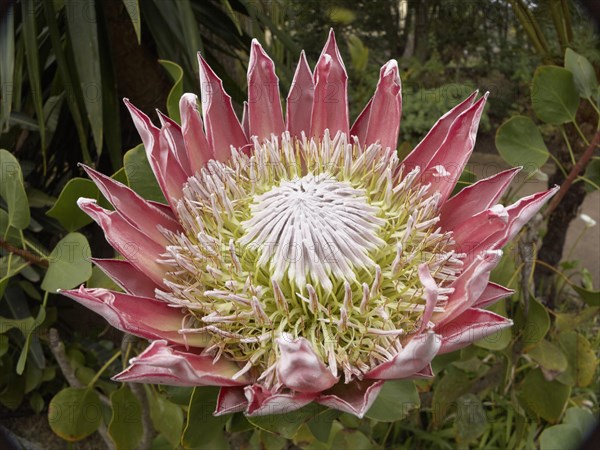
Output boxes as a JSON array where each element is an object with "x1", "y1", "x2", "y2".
[{"x1": 157, "y1": 131, "x2": 463, "y2": 385}]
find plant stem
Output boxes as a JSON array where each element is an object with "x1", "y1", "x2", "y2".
[
  {"x1": 0, "y1": 238, "x2": 49, "y2": 268},
  {"x1": 87, "y1": 350, "x2": 122, "y2": 389},
  {"x1": 544, "y1": 130, "x2": 600, "y2": 219}
]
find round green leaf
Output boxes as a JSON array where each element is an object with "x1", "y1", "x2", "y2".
[
  {"x1": 531, "y1": 66, "x2": 579, "y2": 124},
  {"x1": 365, "y1": 380, "x2": 420, "y2": 422},
  {"x1": 0, "y1": 149, "x2": 30, "y2": 229},
  {"x1": 557, "y1": 332, "x2": 597, "y2": 387},
  {"x1": 564, "y1": 407, "x2": 597, "y2": 439},
  {"x1": 124, "y1": 144, "x2": 166, "y2": 203},
  {"x1": 48, "y1": 387, "x2": 103, "y2": 442},
  {"x1": 518, "y1": 368, "x2": 571, "y2": 422},
  {"x1": 515, "y1": 297, "x2": 550, "y2": 346},
  {"x1": 46, "y1": 178, "x2": 98, "y2": 231},
  {"x1": 496, "y1": 116, "x2": 549, "y2": 172},
  {"x1": 109, "y1": 387, "x2": 143, "y2": 450},
  {"x1": 148, "y1": 393, "x2": 184, "y2": 448},
  {"x1": 540, "y1": 424, "x2": 581, "y2": 450},
  {"x1": 526, "y1": 339, "x2": 568, "y2": 373},
  {"x1": 565, "y1": 48, "x2": 599, "y2": 100},
  {"x1": 41, "y1": 232, "x2": 92, "y2": 292}
]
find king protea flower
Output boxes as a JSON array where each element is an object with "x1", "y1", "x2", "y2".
[{"x1": 63, "y1": 31, "x2": 557, "y2": 417}]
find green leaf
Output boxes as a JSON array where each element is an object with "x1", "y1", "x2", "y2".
[
  {"x1": 583, "y1": 157, "x2": 600, "y2": 191},
  {"x1": 515, "y1": 297, "x2": 550, "y2": 346},
  {"x1": 148, "y1": 390, "x2": 184, "y2": 448},
  {"x1": 564, "y1": 48, "x2": 599, "y2": 100},
  {"x1": 0, "y1": 150, "x2": 30, "y2": 229},
  {"x1": 564, "y1": 407, "x2": 597, "y2": 439},
  {"x1": 48, "y1": 388, "x2": 103, "y2": 442},
  {"x1": 122, "y1": 0, "x2": 141, "y2": 44},
  {"x1": 109, "y1": 387, "x2": 143, "y2": 450},
  {"x1": 495, "y1": 116, "x2": 549, "y2": 172},
  {"x1": 46, "y1": 178, "x2": 98, "y2": 231},
  {"x1": 65, "y1": 0, "x2": 103, "y2": 153},
  {"x1": 42, "y1": 0, "x2": 92, "y2": 164},
  {"x1": 572, "y1": 285, "x2": 600, "y2": 307},
  {"x1": 182, "y1": 387, "x2": 227, "y2": 449},
  {"x1": 41, "y1": 233, "x2": 92, "y2": 292},
  {"x1": 331, "y1": 429, "x2": 372, "y2": 450},
  {"x1": 526, "y1": 339, "x2": 568, "y2": 373},
  {"x1": 454, "y1": 394, "x2": 487, "y2": 444},
  {"x1": 21, "y1": 0, "x2": 47, "y2": 171},
  {"x1": 0, "y1": 2, "x2": 14, "y2": 132},
  {"x1": 247, "y1": 403, "x2": 326, "y2": 440},
  {"x1": 432, "y1": 367, "x2": 472, "y2": 426},
  {"x1": 539, "y1": 424, "x2": 581, "y2": 450},
  {"x1": 123, "y1": 144, "x2": 166, "y2": 203},
  {"x1": 518, "y1": 368, "x2": 570, "y2": 422},
  {"x1": 557, "y1": 332, "x2": 597, "y2": 387},
  {"x1": 159, "y1": 60, "x2": 184, "y2": 123},
  {"x1": 531, "y1": 66, "x2": 579, "y2": 124},
  {"x1": 365, "y1": 380, "x2": 420, "y2": 422}
]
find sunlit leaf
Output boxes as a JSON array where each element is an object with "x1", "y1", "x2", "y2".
[
  {"x1": 159, "y1": 60, "x2": 184, "y2": 123},
  {"x1": 496, "y1": 116, "x2": 549, "y2": 172},
  {"x1": 531, "y1": 66, "x2": 579, "y2": 124},
  {"x1": 123, "y1": 144, "x2": 166, "y2": 203},
  {"x1": 565, "y1": 48, "x2": 599, "y2": 100},
  {"x1": 365, "y1": 380, "x2": 420, "y2": 422}
]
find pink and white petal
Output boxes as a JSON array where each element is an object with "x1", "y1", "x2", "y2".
[
  {"x1": 123, "y1": 99, "x2": 171, "y2": 206},
  {"x1": 91, "y1": 258, "x2": 159, "y2": 298},
  {"x1": 350, "y1": 98, "x2": 372, "y2": 146},
  {"x1": 198, "y1": 54, "x2": 248, "y2": 160},
  {"x1": 247, "y1": 40, "x2": 285, "y2": 141},
  {"x1": 439, "y1": 167, "x2": 520, "y2": 231},
  {"x1": 451, "y1": 205, "x2": 508, "y2": 249},
  {"x1": 214, "y1": 387, "x2": 249, "y2": 416},
  {"x1": 311, "y1": 29, "x2": 349, "y2": 139},
  {"x1": 366, "y1": 331, "x2": 441, "y2": 380},
  {"x1": 157, "y1": 110, "x2": 192, "y2": 175},
  {"x1": 61, "y1": 287, "x2": 208, "y2": 347},
  {"x1": 421, "y1": 94, "x2": 488, "y2": 203},
  {"x1": 493, "y1": 187, "x2": 559, "y2": 248},
  {"x1": 402, "y1": 91, "x2": 478, "y2": 173},
  {"x1": 158, "y1": 126, "x2": 189, "y2": 206},
  {"x1": 472, "y1": 282, "x2": 514, "y2": 309},
  {"x1": 275, "y1": 335, "x2": 338, "y2": 393},
  {"x1": 113, "y1": 340, "x2": 248, "y2": 386},
  {"x1": 78, "y1": 199, "x2": 167, "y2": 286},
  {"x1": 461, "y1": 187, "x2": 558, "y2": 268},
  {"x1": 82, "y1": 165, "x2": 180, "y2": 244},
  {"x1": 286, "y1": 51, "x2": 314, "y2": 138},
  {"x1": 417, "y1": 264, "x2": 438, "y2": 333},
  {"x1": 241, "y1": 101, "x2": 250, "y2": 139},
  {"x1": 436, "y1": 250, "x2": 503, "y2": 325},
  {"x1": 244, "y1": 385, "x2": 317, "y2": 416},
  {"x1": 437, "y1": 308, "x2": 513, "y2": 354},
  {"x1": 316, "y1": 380, "x2": 384, "y2": 418},
  {"x1": 179, "y1": 93, "x2": 214, "y2": 173},
  {"x1": 350, "y1": 60, "x2": 402, "y2": 151}
]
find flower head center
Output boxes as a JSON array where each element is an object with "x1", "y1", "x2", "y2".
[{"x1": 240, "y1": 172, "x2": 384, "y2": 291}]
